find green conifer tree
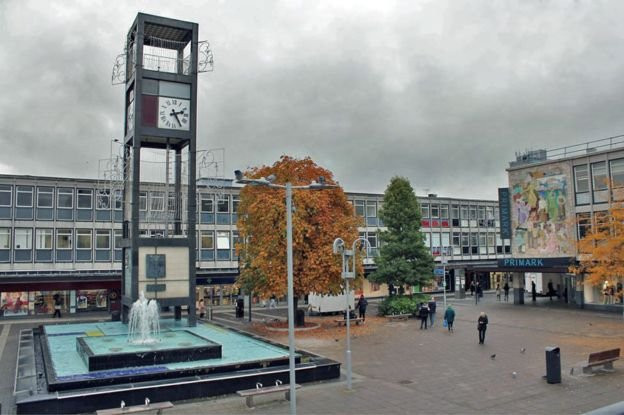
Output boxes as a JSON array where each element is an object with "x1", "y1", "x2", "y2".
[{"x1": 369, "y1": 176, "x2": 434, "y2": 291}]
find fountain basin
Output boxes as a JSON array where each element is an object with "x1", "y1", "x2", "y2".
[{"x1": 76, "y1": 330, "x2": 221, "y2": 371}]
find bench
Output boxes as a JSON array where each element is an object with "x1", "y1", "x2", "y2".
[
  {"x1": 581, "y1": 348, "x2": 620, "y2": 374},
  {"x1": 96, "y1": 401, "x2": 173, "y2": 415},
  {"x1": 386, "y1": 314, "x2": 410, "y2": 321},
  {"x1": 237, "y1": 381, "x2": 301, "y2": 408},
  {"x1": 334, "y1": 318, "x2": 364, "y2": 326}
]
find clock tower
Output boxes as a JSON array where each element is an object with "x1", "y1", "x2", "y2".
[{"x1": 121, "y1": 13, "x2": 203, "y2": 325}]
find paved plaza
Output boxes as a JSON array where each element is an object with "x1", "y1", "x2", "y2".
[{"x1": 2, "y1": 294, "x2": 624, "y2": 414}]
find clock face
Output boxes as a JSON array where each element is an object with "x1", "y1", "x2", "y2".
[{"x1": 158, "y1": 97, "x2": 190, "y2": 130}]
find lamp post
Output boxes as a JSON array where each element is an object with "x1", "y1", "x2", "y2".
[
  {"x1": 333, "y1": 236, "x2": 370, "y2": 391},
  {"x1": 235, "y1": 170, "x2": 335, "y2": 415}
]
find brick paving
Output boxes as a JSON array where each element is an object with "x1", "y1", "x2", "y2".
[{"x1": 2, "y1": 296, "x2": 624, "y2": 414}]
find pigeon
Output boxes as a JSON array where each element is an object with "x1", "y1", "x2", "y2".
[
  {"x1": 520, "y1": 348, "x2": 526, "y2": 354},
  {"x1": 512, "y1": 372, "x2": 517, "y2": 378},
  {"x1": 145, "y1": 397, "x2": 150, "y2": 406},
  {"x1": 490, "y1": 354, "x2": 496, "y2": 360},
  {"x1": 335, "y1": 338, "x2": 339, "y2": 342}
]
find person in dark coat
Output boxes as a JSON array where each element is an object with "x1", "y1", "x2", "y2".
[
  {"x1": 427, "y1": 297, "x2": 437, "y2": 327},
  {"x1": 419, "y1": 303, "x2": 429, "y2": 329},
  {"x1": 531, "y1": 280, "x2": 537, "y2": 302},
  {"x1": 503, "y1": 282, "x2": 510, "y2": 302},
  {"x1": 469, "y1": 281, "x2": 475, "y2": 296},
  {"x1": 444, "y1": 306, "x2": 455, "y2": 332},
  {"x1": 356, "y1": 295, "x2": 368, "y2": 322},
  {"x1": 548, "y1": 281, "x2": 554, "y2": 301},
  {"x1": 477, "y1": 312, "x2": 488, "y2": 344}
]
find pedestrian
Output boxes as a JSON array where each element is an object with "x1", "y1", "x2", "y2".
[
  {"x1": 495, "y1": 283, "x2": 501, "y2": 301},
  {"x1": 53, "y1": 294, "x2": 62, "y2": 318},
  {"x1": 428, "y1": 296, "x2": 436, "y2": 327},
  {"x1": 356, "y1": 294, "x2": 368, "y2": 322},
  {"x1": 475, "y1": 282, "x2": 481, "y2": 304},
  {"x1": 503, "y1": 282, "x2": 510, "y2": 302},
  {"x1": 548, "y1": 281, "x2": 554, "y2": 301},
  {"x1": 531, "y1": 280, "x2": 537, "y2": 302},
  {"x1": 419, "y1": 303, "x2": 429, "y2": 329},
  {"x1": 444, "y1": 305, "x2": 455, "y2": 332},
  {"x1": 470, "y1": 280, "x2": 475, "y2": 297},
  {"x1": 269, "y1": 294, "x2": 277, "y2": 309},
  {"x1": 477, "y1": 311, "x2": 488, "y2": 344},
  {"x1": 198, "y1": 298, "x2": 206, "y2": 319}
]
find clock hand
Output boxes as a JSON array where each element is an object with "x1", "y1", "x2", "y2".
[{"x1": 170, "y1": 109, "x2": 182, "y2": 127}]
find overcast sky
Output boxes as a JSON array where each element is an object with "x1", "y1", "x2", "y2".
[{"x1": 2, "y1": 1, "x2": 624, "y2": 200}]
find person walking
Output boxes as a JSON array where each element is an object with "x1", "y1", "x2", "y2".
[
  {"x1": 197, "y1": 298, "x2": 206, "y2": 319},
  {"x1": 477, "y1": 311, "x2": 488, "y2": 344},
  {"x1": 495, "y1": 283, "x2": 501, "y2": 301},
  {"x1": 53, "y1": 295, "x2": 62, "y2": 318},
  {"x1": 444, "y1": 306, "x2": 455, "y2": 332},
  {"x1": 503, "y1": 282, "x2": 510, "y2": 302},
  {"x1": 427, "y1": 297, "x2": 437, "y2": 327},
  {"x1": 419, "y1": 303, "x2": 429, "y2": 329},
  {"x1": 548, "y1": 281, "x2": 554, "y2": 301},
  {"x1": 531, "y1": 280, "x2": 537, "y2": 303},
  {"x1": 470, "y1": 280, "x2": 475, "y2": 297},
  {"x1": 356, "y1": 294, "x2": 368, "y2": 322},
  {"x1": 475, "y1": 282, "x2": 481, "y2": 305},
  {"x1": 269, "y1": 294, "x2": 277, "y2": 309}
]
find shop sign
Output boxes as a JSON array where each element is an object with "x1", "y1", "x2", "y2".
[{"x1": 498, "y1": 188, "x2": 512, "y2": 239}]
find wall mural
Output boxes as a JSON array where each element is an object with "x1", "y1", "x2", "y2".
[{"x1": 510, "y1": 163, "x2": 574, "y2": 257}]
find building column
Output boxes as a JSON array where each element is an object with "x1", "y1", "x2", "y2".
[
  {"x1": 454, "y1": 268, "x2": 466, "y2": 299},
  {"x1": 513, "y1": 272, "x2": 524, "y2": 305}
]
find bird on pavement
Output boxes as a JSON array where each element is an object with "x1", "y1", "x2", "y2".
[
  {"x1": 520, "y1": 348, "x2": 526, "y2": 353},
  {"x1": 490, "y1": 354, "x2": 496, "y2": 360},
  {"x1": 512, "y1": 372, "x2": 517, "y2": 378}
]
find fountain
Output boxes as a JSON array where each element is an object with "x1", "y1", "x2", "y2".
[{"x1": 127, "y1": 292, "x2": 160, "y2": 345}]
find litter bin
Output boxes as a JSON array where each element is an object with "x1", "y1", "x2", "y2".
[
  {"x1": 295, "y1": 309, "x2": 305, "y2": 327},
  {"x1": 545, "y1": 346, "x2": 561, "y2": 384},
  {"x1": 111, "y1": 311, "x2": 121, "y2": 322},
  {"x1": 236, "y1": 298, "x2": 244, "y2": 318}
]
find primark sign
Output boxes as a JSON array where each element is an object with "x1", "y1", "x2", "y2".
[{"x1": 498, "y1": 257, "x2": 574, "y2": 269}]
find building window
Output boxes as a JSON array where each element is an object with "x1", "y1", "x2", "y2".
[
  {"x1": 0, "y1": 185, "x2": 11, "y2": 207},
  {"x1": 150, "y1": 192, "x2": 165, "y2": 211},
  {"x1": 574, "y1": 164, "x2": 590, "y2": 205},
  {"x1": 367, "y1": 232, "x2": 377, "y2": 249},
  {"x1": 200, "y1": 194, "x2": 213, "y2": 212},
  {"x1": 421, "y1": 204, "x2": 430, "y2": 218},
  {"x1": 114, "y1": 230, "x2": 122, "y2": 250},
  {"x1": 216, "y1": 231, "x2": 230, "y2": 249},
  {"x1": 201, "y1": 230, "x2": 214, "y2": 249},
  {"x1": 431, "y1": 204, "x2": 439, "y2": 219},
  {"x1": 441, "y1": 232, "x2": 450, "y2": 248},
  {"x1": 217, "y1": 195, "x2": 229, "y2": 213},
  {"x1": 167, "y1": 194, "x2": 176, "y2": 213},
  {"x1": 56, "y1": 229, "x2": 73, "y2": 249},
  {"x1": 431, "y1": 232, "x2": 441, "y2": 248},
  {"x1": 232, "y1": 196, "x2": 240, "y2": 214},
  {"x1": 577, "y1": 212, "x2": 591, "y2": 240},
  {"x1": 77, "y1": 229, "x2": 92, "y2": 250},
  {"x1": 354, "y1": 200, "x2": 365, "y2": 217},
  {"x1": 77, "y1": 189, "x2": 93, "y2": 209},
  {"x1": 592, "y1": 161, "x2": 609, "y2": 203},
  {"x1": 15, "y1": 229, "x2": 32, "y2": 249},
  {"x1": 96, "y1": 189, "x2": 111, "y2": 209},
  {"x1": 16, "y1": 186, "x2": 33, "y2": 207},
  {"x1": 366, "y1": 202, "x2": 377, "y2": 218},
  {"x1": 610, "y1": 158, "x2": 624, "y2": 201},
  {"x1": 96, "y1": 230, "x2": 111, "y2": 249},
  {"x1": 452, "y1": 232, "x2": 460, "y2": 247},
  {"x1": 469, "y1": 206, "x2": 477, "y2": 220},
  {"x1": 36, "y1": 229, "x2": 53, "y2": 249},
  {"x1": 0, "y1": 228, "x2": 9, "y2": 251},
  {"x1": 440, "y1": 205, "x2": 449, "y2": 219},
  {"x1": 139, "y1": 191, "x2": 148, "y2": 211},
  {"x1": 37, "y1": 187, "x2": 54, "y2": 208},
  {"x1": 57, "y1": 188, "x2": 74, "y2": 209},
  {"x1": 424, "y1": 232, "x2": 431, "y2": 248},
  {"x1": 114, "y1": 189, "x2": 123, "y2": 210}
]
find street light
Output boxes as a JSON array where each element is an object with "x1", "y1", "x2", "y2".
[
  {"x1": 333, "y1": 236, "x2": 370, "y2": 391},
  {"x1": 235, "y1": 170, "x2": 336, "y2": 415}
]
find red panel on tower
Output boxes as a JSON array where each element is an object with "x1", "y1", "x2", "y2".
[{"x1": 142, "y1": 94, "x2": 158, "y2": 127}]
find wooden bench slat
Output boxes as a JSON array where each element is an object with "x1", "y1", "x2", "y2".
[
  {"x1": 237, "y1": 384, "x2": 300, "y2": 396},
  {"x1": 589, "y1": 348, "x2": 620, "y2": 364}
]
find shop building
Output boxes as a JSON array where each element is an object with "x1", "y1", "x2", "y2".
[
  {"x1": 0, "y1": 173, "x2": 511, "y2": 317},
  {"x1": 501, "y1": 137, "x2": 624, "y2": 310}
]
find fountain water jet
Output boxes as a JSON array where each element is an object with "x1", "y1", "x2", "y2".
[{"x1": 127, "y1": 292, "x2": 160, "y2": 344}]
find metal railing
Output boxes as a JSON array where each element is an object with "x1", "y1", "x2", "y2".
[{"x1": 547, "y1": 134, "x2": 624, "y2": 161}]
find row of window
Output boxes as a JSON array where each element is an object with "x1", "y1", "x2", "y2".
[
  {"x1": 0, "y1": 185, "x2": 122, "y2": 210},
  {"x1": 0, "y1": 228, "x2": 122, "y2": 251},
  {"x1": 424, "y1": 232, "x2": 509, "y2": 249},
  {"x1": 574, "y1": 158, "x2": 624, "y2": 205},
  {"x1": 351, "y1": 199, "x2": 500, "y2": 221}
]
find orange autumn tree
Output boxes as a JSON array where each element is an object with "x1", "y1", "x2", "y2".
[
  {"x1": 570, "y1": 204, "x2": 624, "y2": 287},
  {"x1": 236, "y1": 156, "x2": 361, "y2": 300}
]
